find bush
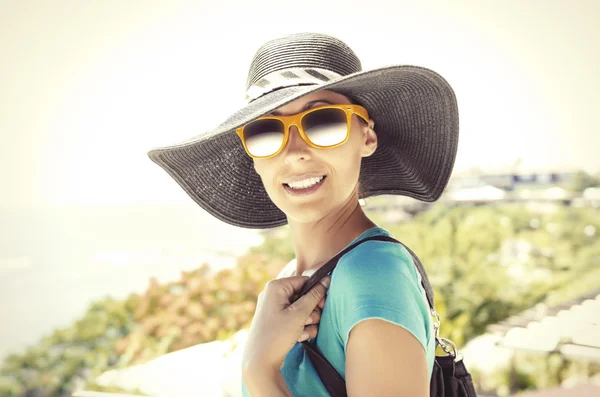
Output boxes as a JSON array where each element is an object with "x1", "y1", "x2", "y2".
[{"x1": 2, "y1": 204, "x2": 598, "y2": 396}]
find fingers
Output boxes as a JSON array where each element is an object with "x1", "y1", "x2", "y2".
[
  {"x1": 289, "y1": 276, "x2": 330, "y2": 315},
  {"x1": 298, "y1": 324, "x2": 319, "y2": 342},
  {"x1": 280, "y1": 275, "x2": 311, "y2": 291},
  {"x1": 305, "y1": 307, "x2": 322, "y2": 325},
  {"x1": 318, "y1": 297, "x2": 325, "y2": 309},
  {"x1": 298, "y1": 302, "x2": 325, "y2": 342},
  {"x1": 266, "y1": 276, "x2": 310, "y2": 299}
]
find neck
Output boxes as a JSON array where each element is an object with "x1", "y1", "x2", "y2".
[{"x1": 288, "y1": 196, "x2": 377, "y2": 276}]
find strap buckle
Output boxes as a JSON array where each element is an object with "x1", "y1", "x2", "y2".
[{"x1": 431, "y1": 308, "x2": 462, "y2": 362}]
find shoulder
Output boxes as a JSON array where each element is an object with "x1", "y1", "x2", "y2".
[
  {"x1": 333, "y1": 236, "x2": 418, "y2": 285},
  {"x1": 325, "y1": 233, "x2": 434, "y2": 353},
  {"x1": 326, "y1": 233, "x2": 427, "y2": 315}
]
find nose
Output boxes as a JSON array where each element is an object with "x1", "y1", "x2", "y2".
[{"x1": 282, "y1": 125, "x2": 311, "y2": 164}]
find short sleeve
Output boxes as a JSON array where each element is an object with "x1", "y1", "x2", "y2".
[{"x1": 328, "y1": 241, "x2": 432, "y2": 354}]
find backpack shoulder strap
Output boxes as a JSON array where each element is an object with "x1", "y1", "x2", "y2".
[
  {"x1": 294, "y1": 235, "x2": 435, "y2": 311},
  {"x1": 295, "y1": 234, "x2": 435, "y2": 397}
]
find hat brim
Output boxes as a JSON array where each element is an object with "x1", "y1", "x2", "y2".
[{"x1": 147, "y1": 65, "x2": 459, "y2": 229}]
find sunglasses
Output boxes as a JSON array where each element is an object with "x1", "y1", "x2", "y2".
[{"x1": 235, "y1": 104, "x2": 370, "y2": 159}]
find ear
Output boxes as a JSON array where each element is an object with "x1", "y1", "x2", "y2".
[{"x1": 361, "y1": 119, "x2": 377, "y2": 158}]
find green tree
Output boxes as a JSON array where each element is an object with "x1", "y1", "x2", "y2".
[{"x1": 569, "y1": 170, "x2": 599, "y2": 192}]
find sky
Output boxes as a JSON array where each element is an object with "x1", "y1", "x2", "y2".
[{"x1": 1, "y1": 0, "x2": 599, "y2": 208}]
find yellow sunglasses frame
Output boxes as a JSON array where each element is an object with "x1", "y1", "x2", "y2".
[{"x1": 235, "y1": 104, "x2": 370, "y2": 159}]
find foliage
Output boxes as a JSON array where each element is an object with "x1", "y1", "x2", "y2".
[
  {"x1": 1, "y1": 203, "x2": 599, "y2": 396},
  {"x1": 368, "y1": 204, "x2": 600, "y2": 346},
  {"x1": 368, "y1": 203, "x2": 600, "y2": 394},
  {"x1": 477, "y1": 352, "x2": 600, "y2": 395},
  {"x1": 117, "y1": 253, "x2": 285, "y2": 364},
  {"x1": 0, "y1": 295, "x2": 137, "y2": 397},
  {"x1": 0, "y1": 253, "x2": 286, "y2": 396},
  {"x1": 568, "y1": 170, "x2": 600, "y2": 192}
]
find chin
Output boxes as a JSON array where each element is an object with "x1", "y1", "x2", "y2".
[{"x1": 282, "y1": 204, "x2": 331, "y2": 225}]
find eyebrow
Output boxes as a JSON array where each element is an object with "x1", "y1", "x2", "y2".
[{"x1": 269, "y1": 99, "x2": 334, "y2": 116}]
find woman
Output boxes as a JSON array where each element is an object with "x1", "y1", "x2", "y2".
[{"x1": 148, "y1": 33, "x2": 458, "y2": 396}]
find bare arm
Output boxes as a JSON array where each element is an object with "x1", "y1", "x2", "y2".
[
  {"x1": 241, "y1": 275, "x2": 330, "y2": 397},
  {"x1": 346, "y1": 319, "x2": 429, "y2": 397}
]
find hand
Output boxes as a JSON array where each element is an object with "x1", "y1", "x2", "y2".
[
  {"x1": 242, "y1": 275, "x2": 331, "y2": 372},
  {"x1": 302, "y1": 294, "x2": 326, "y2": 342}
]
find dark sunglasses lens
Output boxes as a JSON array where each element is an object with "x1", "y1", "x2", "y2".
[
  {"x1": 243, "y1": 119, "x2": 285, "y2": 157},
  {"x1": 302, "y1": 108, "x2": 348, "y2": 146}
]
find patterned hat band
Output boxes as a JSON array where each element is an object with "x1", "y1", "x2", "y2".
[{"x1": 245, "y1": 67, "x2": 343, "y2": 102}]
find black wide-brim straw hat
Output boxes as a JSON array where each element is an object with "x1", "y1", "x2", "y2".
[{"x1": 148, "y1": 33, "x2": 459, "y2": 229}]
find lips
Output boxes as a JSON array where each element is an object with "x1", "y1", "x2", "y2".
[
  {"x1": 284, "y1": 175, "x2": 325, "y2": 190},
  {"x1": 283, "y1": 173, "x2": 327, "y2": 185},
  {"x1": 283, "y1": 176, "x2": 327, "y2": 196}
]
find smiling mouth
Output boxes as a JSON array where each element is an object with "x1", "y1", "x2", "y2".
[
  {"x1": 283, "y1": 175, "x2": 326, "y2": 190},
  {"x1": 282, "y1": 175, "x2": 327, "y2": 196}
]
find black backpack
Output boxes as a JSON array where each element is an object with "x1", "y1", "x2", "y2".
[{"x1": 293, "y1": 235, "x2": 477, "y2": 397}]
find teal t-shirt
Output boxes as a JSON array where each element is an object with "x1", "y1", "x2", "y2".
[{"x1": 242, "y1": 227, "x2": 435, "y2": 396}]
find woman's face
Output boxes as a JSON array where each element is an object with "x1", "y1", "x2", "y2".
[{"x1": 252, "y1": 90, "x2": 377, "y2": 224}]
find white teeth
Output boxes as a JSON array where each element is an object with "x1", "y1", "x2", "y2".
[{"x1": 287, "y1": 176, "x2": 324, "y2": 189}]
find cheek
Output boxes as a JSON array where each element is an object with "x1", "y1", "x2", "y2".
[
  {"x1": 328, "y1": 146, "x2": 362, "y2": 188},
  {"x1": 340, "y1": 158, "x2": 362, "y2": 184},
  {"x1": 253, "y1": 159, "x2": 280, "y2": 195},
  {"x1": 341, "y1": 130, "x2": 365, "y2": 171},
  {"x1": 253, "y1": 159, "x2": 269, "y2": 185}
]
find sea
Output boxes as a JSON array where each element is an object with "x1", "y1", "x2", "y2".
[{"x1": 0, "y1": 204, "x2": 263, "y2": 360}]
